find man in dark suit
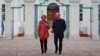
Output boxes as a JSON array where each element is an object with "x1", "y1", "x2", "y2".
[{"x1": 52, "y1": 12, "x2": 66, "y2": 55}]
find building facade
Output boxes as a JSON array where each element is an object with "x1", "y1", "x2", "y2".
[{"x1": 0, "y1": 0, "x2": 100, "y2": 40}]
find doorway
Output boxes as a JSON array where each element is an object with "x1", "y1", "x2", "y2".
[{"x1": 47, "y1": 3, "x2": 59, "y2": 27}]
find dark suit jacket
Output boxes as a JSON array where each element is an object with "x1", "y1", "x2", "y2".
[{"x1": 52, "y1": 18, "x2": 66, "y2": 38}]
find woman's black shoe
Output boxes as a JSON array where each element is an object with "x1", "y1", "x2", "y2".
[
  {"x1": 42, "y1": 52, "x2": 44, "y2": 54},
  {"x1": 44, "y1": 50, "x2": 47, "y2": 53},
  {"x1": 59, "y1": 52, "x2": 62, "y2": 55}
]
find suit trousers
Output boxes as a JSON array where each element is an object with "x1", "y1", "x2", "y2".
[{"x1": 54, "y1": 37, "x2": 63, "y2": 53}]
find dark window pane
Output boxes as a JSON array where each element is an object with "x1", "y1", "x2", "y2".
[
  {"x1": 99, "y1": 14, "x2": 100, "y2": 17},
  {"x1": 80, "y1": 18, "x2": 83, "y2": 21},
  {"x1": 99, "y1": 5, "x2": 100, "y2": 8},
  {"x1": 99, "y1": 18, "x2": 100, "y2": 21},
  {"x1": 99, "y1": 9, "x2": 100, "y2": 12},
  {"x1": 2, "y1": 15, "x2": 5, "y2": 21},
  {"x1": 80, "y1": 9, "x2": 83, "y2": 12},
  {"x1": 99, "y1": 13, "x2": 100, "y2": 21},
  {"x1": 80, "y1": 4, "x2": 83, "y2": 8},
  {"x1": 80, "y1": 13, "x2": 83, "y2": 17}
]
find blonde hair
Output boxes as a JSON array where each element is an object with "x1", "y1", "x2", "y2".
[{"x1": 41, "y1": 15, "x2": 47, "y2": 19}]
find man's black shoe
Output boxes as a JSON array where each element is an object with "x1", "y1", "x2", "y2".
[
  {"x1": 59, "y1": 52, "x2": 62, "y2": 55},
  {"x1": 42, "y1": 52, "x2": 44, "y2": 54}
]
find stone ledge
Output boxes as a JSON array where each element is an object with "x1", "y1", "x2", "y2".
[
  {"x1": 68, "y1": 0, "x2": 81, "y2": 3},
  {"x1": 23, "y1": 0, "x2": 36, "y2": 3},
  {"x1": 91, "y1": 0, "x2": 100, "y2": 3},
  {"x1": 4, "y1": 0, "x2": 13, "y2": 3}
]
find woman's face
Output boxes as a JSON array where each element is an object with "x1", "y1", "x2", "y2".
[
  {"x1": 42, "y1": 16, "x2": 46, "y2": 20},
  {"x1": 42, "y1": 18, "x2": 46, "y2": 20}
]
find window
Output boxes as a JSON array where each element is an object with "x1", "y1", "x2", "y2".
[
  {"x1": 99, "y1": 5, "x2": 100, "y2": 34},
  {"x1": 80, "y1": 5, "x2": 83, "y2": 21},
  {"x1": 2, "y1": 4, "x2": 5, "y2": 21},
  {"x1": 98, "y1": 5, "x2": 100, "y2": 18},
  {"x1": 1, "y1": 4, "x2": 5, "y2": 36}
]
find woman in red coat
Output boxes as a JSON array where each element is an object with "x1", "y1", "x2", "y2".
[{"x1": 38, "y1": 15, "x2": 50, "y2": 54}]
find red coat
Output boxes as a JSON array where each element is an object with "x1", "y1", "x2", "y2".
[{"x1": 38, "y1": 20, "x2": 50, "y2": 40}]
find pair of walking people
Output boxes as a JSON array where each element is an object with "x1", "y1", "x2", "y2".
[{"x1": 38, "y1": 13, "x2": 66, "y2": 55}]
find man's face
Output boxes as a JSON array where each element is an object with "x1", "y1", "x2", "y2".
[{"x1": 55, "y1": 13, "x2": 60, "y2": 19}]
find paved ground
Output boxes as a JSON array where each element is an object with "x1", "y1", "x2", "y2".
[{"x1": 0, "y1": 37, "x2": 100, "y2": 56}]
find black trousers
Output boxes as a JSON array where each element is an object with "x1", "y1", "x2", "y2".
[
  {"x1": 40, "y1": 39, "x2": 47, "y2": 52},
  {"x1": 54, "y1": 37, "x2": 63, "y2": 53}
]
